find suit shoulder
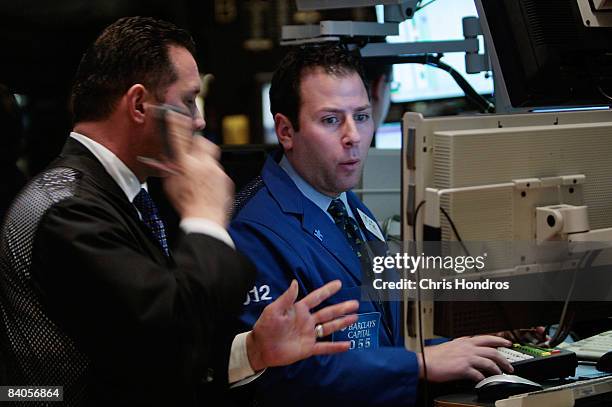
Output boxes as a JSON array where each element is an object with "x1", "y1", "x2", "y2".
[
  {"x1": 4, "y1": 164, "x2": 124, "y2": 244},
  {"x1": 4, "y1": 166, "x2": 83, "y2": 228},
  {"x1": 230, "y1": 184, "x2": 301, "y2": 243},
  {"x1": 232, "y1": 177, "x2": 280, "y2": 223}
]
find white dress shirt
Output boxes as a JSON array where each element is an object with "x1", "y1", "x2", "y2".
[{"x1": 69, "y1": 132, "x2": 257, "y2": 384}]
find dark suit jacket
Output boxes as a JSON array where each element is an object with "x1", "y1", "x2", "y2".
[{"x1": 1, "y1": 138, "x2": 255, "y2": 406}]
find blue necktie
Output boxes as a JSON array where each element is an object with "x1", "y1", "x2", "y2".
[
  {"x1": 327, "y1": 199, "x2": 364, "y2": 258},
  {"x1": 133, "y1": 188, "x2": 170, "y2": 257},
  {"x1": 328, "y1": 199, "x2": 393, "y2": 339}
]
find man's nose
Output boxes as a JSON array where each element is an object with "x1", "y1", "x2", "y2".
[
  {"x1": 342, "y1": 117, "x2": 361, "y2": 146},
  {"x1": 193, "y1": 107, "x2": 206, "y2": 132}
]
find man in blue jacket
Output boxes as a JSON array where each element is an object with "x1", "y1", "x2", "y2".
[{"x1": 229, "y1": 45, "x2": 513, "y2": 406}]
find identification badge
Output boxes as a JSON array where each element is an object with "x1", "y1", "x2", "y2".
[
  {"x1": 332, "y1": 312, "x2": 380, "y2": 351},
  {"x1": 356, "y1": 208, "x2": 385, "y2": 241}
]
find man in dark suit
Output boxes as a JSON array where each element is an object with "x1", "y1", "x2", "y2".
[
  {"x1": 0, "y1": 17, "x2": 357, "y2": 406},
  {"x1": 0, "y1": 84, "x2": 27, "y2": 221}
]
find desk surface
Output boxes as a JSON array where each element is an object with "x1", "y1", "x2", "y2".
[
  {"x1": 434, "y1": 393, "x2": 491, "y2": 407},
  {"x1": 434, "y1": 364, "x2": 611, "y2": 407}
]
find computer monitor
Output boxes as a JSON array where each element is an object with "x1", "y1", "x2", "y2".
[
  {"x1": 376, "y1": 0, "x2": 493, "y2": 103},
  {"x1": 259, "y1": 80, "x2": 277, "y2": 145},
  {"x1": 357, "y1": 148, "x2": 401, "y2": 225},
  {"x1": 375, "y1": 121, "x2": 402, "y2": 149},
  {"x1": 401, "y1": 109, "x2": 612, "y2": 339},
  {"x1": 476, "y1": 0, "x2": 612, "y2": 109}
]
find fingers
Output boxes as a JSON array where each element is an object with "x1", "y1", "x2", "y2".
[
  {"x1": 492, "y1": 330, "x2": 516, "y2": 341},
  {"x1": 311, "y1": 341, "x2": 352, "y2": 356},
  {"x1": 299, "y1": 280, "x2": 342, "y2": 309},
  {"x1": 465, "y1": 368, "x2": 486, "y2": 383},
  {"x1": 165, "y1": 111, "x2": 220, "y2": 165},
  {"x1": 165, "y1": 109, "x2": 193, "y2": 160},
  {"x1": 476, "y1": 347, "x2": 514, "y2": 373},
  {"x1": 470, "y1": 355, "x2": 503, "y2": 377},
  {"x1": 467, "y1": 335, "x2": 512, "y2": 348},
  {"x1": 534, "y1": 326, "x2": 546, "y2": 335},
  {"x1": 464, "y1": 336, "x2": 514, "y2": 373},
  {"x1": 191, "y1": 135, "x2": 221, "y2": 159},
  {"x1": 317, "y1": 314, "x2": 358, "y2": 338},
  {"x1": 136, "y1": 156, "x2": 180, "y2": 176},
  {"x1": 522, "y1": 326, "x2": 548, "y2": 344},
  {"x1": 271, "y1": 280, "x2": 299, "y2": 311},
  {"x1": 312, "y1": 300, "x2": 359, "y2": 324}
]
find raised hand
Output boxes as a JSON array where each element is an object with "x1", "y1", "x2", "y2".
[{"x1": 246, "y1": 280, "x2": 359, "y2": 371}]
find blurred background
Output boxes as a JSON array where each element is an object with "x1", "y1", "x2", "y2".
[{"x1": 0, "y1": 0, "x2": 488, "y2": 179}]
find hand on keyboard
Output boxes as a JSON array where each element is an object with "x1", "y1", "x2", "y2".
[
  {"x1": 495, "y1": 327, "x2": 549, "y2": 346},
  {"x1": 417, "y1": 336, "x2": 514, "y2": 382}
]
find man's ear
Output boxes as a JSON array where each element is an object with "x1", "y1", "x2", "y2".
[
  {"x1": 125, "y1": 84, "x2": 148, "y2": 124},
  {"x1": 371, "y1": 75, "x2": 386, "y2": 103},
  {"x1": 274, "y1": 113, "x2": 295, "y2": 151}
]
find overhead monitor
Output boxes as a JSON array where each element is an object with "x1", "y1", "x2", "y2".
[
  {"x1": 476, "y1": 0, "x2": 612, "y2": 109},
  {"x1": 377, "y1": 0, "x2": 493, "y2": 103}
]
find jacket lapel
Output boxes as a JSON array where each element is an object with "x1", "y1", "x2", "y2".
[
  {"x1": 301, "y1": 201, "x2": 362, "y2": 283},
  {"x1": 347, "y1": 192, "x2": 388, "y2": 257},
  {"x1": 56, "y1": 138, "x2": 134, "y2": 211},
  {"x1": 55, "y1": 138, "x2": 170, "y2": 265},
  {"x1": 261, "y1": 156, "x2": 362, "y2": 283}
]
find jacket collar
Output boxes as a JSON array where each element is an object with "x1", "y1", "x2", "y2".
[
  {"x1": 261, "y1": 155, "x2": 379, "y2": 282},
  {"x1": 55, "y1": 137, "x2": 131, "y2": 207},
  {"x1": 55, "y1": 137, "x2": 171, "y2": 264}
]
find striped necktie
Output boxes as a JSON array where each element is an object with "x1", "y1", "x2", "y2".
[
  {"x1": 133, "y1": 188, "x2": 170, "y2": 257},
  {"x1": 328, "y1": 199, "x2": 393, "y2": 337},
  {"x1": 327, "y1": 198, "x2": 364, "y2": 258}
]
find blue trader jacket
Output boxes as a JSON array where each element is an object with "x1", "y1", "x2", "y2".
[{"x1": 229, "y1": 156, "x2": 419, "y2": 406}]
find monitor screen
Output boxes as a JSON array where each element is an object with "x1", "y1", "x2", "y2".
[
  {"x1": 477, "y1": 0, "x2": 612, "y2": 109},
  {"x1": 375, "y1": 122, "x2": 402, "y2": 149},
  {"x1": 260, "y1": 82, "x2": 278, "y2": 144},
  {"x1": 377, "y1": 0, "x2": 493, "y2": 103}
]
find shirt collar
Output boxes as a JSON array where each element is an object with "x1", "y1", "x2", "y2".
[
  {"x1": 70, "y1": 132, "x2": 145, "y2": 202},
  {"x1": 279, "y1": 155, "x2": 351, "y2": 218}
]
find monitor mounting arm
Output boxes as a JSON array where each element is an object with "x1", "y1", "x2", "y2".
[
  {"x1": 296, "y1": 0, "x2": 419, "y2": 22},
  {"x1": 283, "y1": 0, "x2": 490, "y2": 75}
]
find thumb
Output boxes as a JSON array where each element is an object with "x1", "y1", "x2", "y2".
[
  {"x1": 165, "y1": 109, "x2": 193, "y2": 161},
  {"x1": 273, "y1": 280, "x2": 299, "y2": 311}
]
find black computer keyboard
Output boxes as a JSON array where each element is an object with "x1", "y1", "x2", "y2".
[{"x1": 497, "y1": 344, "x2": 577, "y2": 381}]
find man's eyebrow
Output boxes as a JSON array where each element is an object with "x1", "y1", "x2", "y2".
[
  {"x1": 318, "y1": 108, "x2": 343, "y2": 114},
  {"x1": 183, "y1": 82, "x2": 201, "y2": 96},
  {"x1": 181, "y1": 90, "x2": 200, "y2": 101},
  {"x1": 317, "y1": 104, "x2": 372, "y2": 113}
]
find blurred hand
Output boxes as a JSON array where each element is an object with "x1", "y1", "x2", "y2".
[
  {"x1": 246, "y1": 280, "x2": 359, "y2": 371},
  {"x1": 418, "y1": 336, "x2": 514, "y2": 382},
  {"x1": 160, "y1": 110, "x2": 233, "y2": 227},
  {"x1": 495, "y1": 327, "x2": 548, "y2": 346}
]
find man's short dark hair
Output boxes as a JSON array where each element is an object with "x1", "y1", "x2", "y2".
[
  {"x1": 269, "y1": 44, "x2": 368, "y2": 132},
  {"x1": 70, "y1": 16, "x2": 196, "y2": 123},
  {"x1": 362, "y1": 61, "x2": 393, "y2": 85}
]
